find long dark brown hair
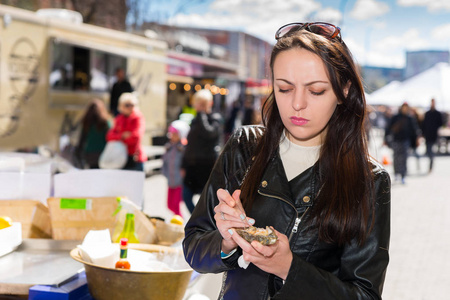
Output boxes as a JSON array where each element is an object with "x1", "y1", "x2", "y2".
[
  {"x1": 81, "y1": 98, "x2": 110, "y2": 133},
  {"x1": 240, "y1": 30, "x2": 374, "y2": 246}
]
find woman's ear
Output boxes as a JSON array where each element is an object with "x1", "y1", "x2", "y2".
[{"x1": 340, "y1": 81, "x2": 351, "y2": 104}]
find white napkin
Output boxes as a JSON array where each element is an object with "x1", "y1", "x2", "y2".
[
  {"x1": 238, "y1": 255, "x2": 250, "y2": 269},
  {"x1": 77, "y1": 229, "x2": 117, "y2": 268}
]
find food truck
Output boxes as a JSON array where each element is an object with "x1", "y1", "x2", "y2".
[{"x1": 0, "y1": 5, "x2": 168, "y2": 152}]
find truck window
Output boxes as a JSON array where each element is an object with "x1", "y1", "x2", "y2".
[
  {"x1": 50, "y1": 42, "x2": 73, "y2": 90},
  {"x1": 50, "y1": 40, "x2": 127, "y2": 93},
  {"x1": 90, "y1": 50, "x2": 108, "y2": 91},
  {"x1": 73, "y1": 47, "x2": 89, "y2": 91}
]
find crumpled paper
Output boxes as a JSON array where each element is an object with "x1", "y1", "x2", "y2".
[
  {"x1": 77, "y1": 229, "x2": 174, "y2": 271},
  {"x1": 77, "y1": 229, "x2": 117, "y2": 268}
]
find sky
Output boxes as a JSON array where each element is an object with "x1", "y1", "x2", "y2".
[{"x1": 155, "y1": 0, "x2": 450, "y2": 69}]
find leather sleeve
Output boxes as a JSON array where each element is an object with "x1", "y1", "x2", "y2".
[
  {"x1": 272, "y1": 165, "x2": 391, "y2": 300},
  {"x1": 183, "y1": 126, "x2": 262, "y2": 273}
]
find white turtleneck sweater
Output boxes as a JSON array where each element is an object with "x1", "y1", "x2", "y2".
[{"x1": 279, "y1": 133, "x2": 321, "y2": 181}]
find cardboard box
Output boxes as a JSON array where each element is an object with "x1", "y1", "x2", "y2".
[
  {"x1": 0, "y1": 200, "x2": 52, "y2": 239},
  {"x1": 47, "y1": 197, "x2": 157, "y2": 243},
  {"x1": 153, "y1": 219, "x2": 184, "y2": 246}
]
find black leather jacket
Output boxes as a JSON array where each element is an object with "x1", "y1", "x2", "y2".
[{"x1": 183, "y1": 126, "x2": 391, "y2": 300}]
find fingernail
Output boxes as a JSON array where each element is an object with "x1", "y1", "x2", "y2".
[
  {"x1": 228, "y1": 229, "x2": 233, "y2": 235},
  {"x1": 240, "y1": 214, "x2": 246, "y2": 220},
  {"x1": 248, "y1": 218, "x2": 255, "y2": 225}
]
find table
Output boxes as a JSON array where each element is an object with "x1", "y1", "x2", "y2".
[{"x1": 0, "y1": 239, "x2": 83, "y2": 297}]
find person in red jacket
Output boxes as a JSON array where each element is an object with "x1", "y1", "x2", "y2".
[{"x1": 107, "y1": 92, "x2": 146, "y2": 171}]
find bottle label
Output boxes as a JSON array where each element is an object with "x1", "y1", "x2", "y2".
[
  {"x1": 60, "y1": 198, "x2": 92, "y2": 210},
  {"x1": 120, "y1": 248, "x2": 128, "y2": 259}
]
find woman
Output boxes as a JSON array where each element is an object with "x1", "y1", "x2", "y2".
[
  {"x1": 106, "y1": 92, "x2": 146, "y2": 171},
  {"x1": 183, "y1": 22, "x2": 391, "y2": 299},
  {"x1": 75, "y1": 99, "x2": 111, "y2": 169}
]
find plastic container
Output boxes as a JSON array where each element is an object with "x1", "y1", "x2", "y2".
[{"x1": 0, "y1": 222, "x2": 22, "y2": 257}]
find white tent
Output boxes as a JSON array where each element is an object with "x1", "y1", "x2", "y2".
[{"x1": 367, "y1": 62, "x2": 450, "y2": 112}]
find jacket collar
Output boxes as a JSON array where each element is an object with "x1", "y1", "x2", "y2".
[{"x1": 258, "y1": 153, "x2": 318, "y2": 208}]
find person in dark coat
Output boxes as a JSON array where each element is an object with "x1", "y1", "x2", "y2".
[
  {"x1": 182, "y1": 89, "x2": 222, "y2": 214},
  {"x1": 422, "y1": 98, "x2": 443, "y2": 172},
  {"x1": 110, "y1": 68, "x2": 133, "y2": 116},
  {"x1": 385, "y1": 102, "x2": 418, "y2": 184}
]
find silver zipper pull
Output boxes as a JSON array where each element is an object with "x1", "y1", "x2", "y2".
[{"x1": 292, "y1": 217, "x2": 301, "y2": 233}]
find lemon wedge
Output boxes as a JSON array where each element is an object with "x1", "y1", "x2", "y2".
[
  {"x1": 0, "y1": 216, "x2": 13, "y2": 230},
  {"x1": 170, "y1": 215, "x2": 184, "y2": 225}
]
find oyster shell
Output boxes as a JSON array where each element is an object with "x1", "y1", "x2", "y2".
[{"x1": 235, "y1": 226, "x2": 278, "y2": 245}]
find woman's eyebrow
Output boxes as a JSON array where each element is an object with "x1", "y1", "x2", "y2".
[
  {"x1": 275, "y1": 78, "x2": 293, "y2": 85},
  {"x1": 275, "y1": 78, "x2": 329, "y2": 86},
  {"x1": 304, "y1": 80, "x2": 328, "y2": 86}
]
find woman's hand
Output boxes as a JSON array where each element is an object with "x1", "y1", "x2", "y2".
[
  {"x1": 229, "y1": 227, "x2": 293, "y2": 280},
  {"x1": 214, "y1": 188, "x2": 254, "y2": 254}
]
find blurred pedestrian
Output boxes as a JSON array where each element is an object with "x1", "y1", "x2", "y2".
[
  {"x1": 106, "y1": 92, "x2": 146, "y2": 171},
  {"x1": 162, "y1": 120, "x2": 190, "y2": 216},
  {"x1": 75, "y1": 99, "x2": 112, "y2": 169},
  {"x1": 224, "y1": 100, "x2": 240, "y2": 142},
  {"x1": 242, "y1": 97, "x2": 255, "y2": 126},
  {"x1": 110, "y1": 67, "x2": 133, "y2": 116},
  {"x1": 422, "y1": 98, "x2": 443, "y2": 172},
  {"x1": 179, "y1": 96, "x2": 197, "y2": 125},
  {"x1": 409, "y1": 107, "x2": 422, "y2": 171},
  {"x1": 182, "y1": 89, "x2": 222, "y2": 214},
  {"x1": 385, "y1": 102, "x2": 418, "y2": 183}
]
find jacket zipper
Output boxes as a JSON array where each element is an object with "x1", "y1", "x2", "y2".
[
  {"x1": 219, "y1": 271, "x2": 227, "y2": 299},
  {"x1": 288, "y1": 207, "x2": 310, "y2": 240},
  {"x1": 257, "y1": 190, "x2": 309, "y2": 240},
  {"x1": 257, "y1": 190, "x2": 311, "y2": 300}
]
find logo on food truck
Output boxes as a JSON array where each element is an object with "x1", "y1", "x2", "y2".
[
  {"x1": 8, "y1": 37, "x2": 40, "y2": 98},
  {"x1": 1, "y1": 38, "x2": 40, "y2": 138}
]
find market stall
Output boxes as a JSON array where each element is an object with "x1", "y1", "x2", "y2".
[{"x1": 0, "y1": 153, "x2": 191, "y2": 299}]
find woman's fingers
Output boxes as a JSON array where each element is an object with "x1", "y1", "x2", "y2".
[
  {"x1": 216, "y1": 189, "x2": 253, "y2": 225},
  {"x1": 217, "y1": 188, "x2": 236, "y2": 206},
  {"x1": 228, "y1": 189, "x2": 255, "y2": 226}
]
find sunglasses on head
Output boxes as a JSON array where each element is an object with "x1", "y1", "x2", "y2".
[{"x1": 275, "y1": 22, "x2": 341, "y2": 42}]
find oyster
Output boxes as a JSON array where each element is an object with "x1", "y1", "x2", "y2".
[{"x1": 235, "y1": 226, "x2": 278, "y2": 245}]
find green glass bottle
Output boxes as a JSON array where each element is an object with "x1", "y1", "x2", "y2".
[{"x1": 115, "y1": 213, "x2": 140, "y2": 243}]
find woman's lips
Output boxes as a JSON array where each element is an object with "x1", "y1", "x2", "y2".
[{"x1": 290, "y1": 116, "x2": 309, "y2": 126}]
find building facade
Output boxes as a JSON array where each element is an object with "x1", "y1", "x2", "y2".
[{"x1": 140, "y1": 23, "x2": 273, "y2": 129}]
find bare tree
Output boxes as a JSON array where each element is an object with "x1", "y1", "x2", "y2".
[{"x1": 69, "y1": 0, "x2": 98, "y2": 24}]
